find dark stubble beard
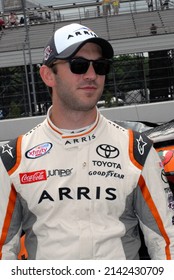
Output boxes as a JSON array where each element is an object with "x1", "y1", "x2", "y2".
[{"x1": 55, "y1": 75, "x2": 103, "y2": 112}]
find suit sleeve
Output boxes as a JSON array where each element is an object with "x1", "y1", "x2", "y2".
[
  {"x1": 133, "y1": 136, "x2": 174, "y2": 259},
  {"x1": 0, "y1": 139, "x2": 22, "y2": 259}
]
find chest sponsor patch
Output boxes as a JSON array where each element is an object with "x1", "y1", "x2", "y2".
[
  {"x1": 19, "y1": 170, "x2": 47, "y2": 184},
  {"x1": 25, "y1": 142, "x2": 52, "y2": 159}
]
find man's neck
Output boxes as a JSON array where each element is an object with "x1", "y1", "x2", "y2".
[{"x1": 49, "y1": 106, "x2": 98, "y2": 131}]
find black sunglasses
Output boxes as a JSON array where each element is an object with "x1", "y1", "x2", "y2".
[
  {"x1": 52, "y1": 57, "x2": 111, "y2": 75},
  {"x1": 68, "y1": 57, "x2": 111, "y2": 75}
]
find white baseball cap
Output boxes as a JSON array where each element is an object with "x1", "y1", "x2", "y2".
[{"x1": 43, "y1": 23, "x2": 114, "y2": 66}]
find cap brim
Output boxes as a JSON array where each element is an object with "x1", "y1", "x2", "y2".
[{"x1": 54, "y1": 37, "x2": 114, "y2": 60}]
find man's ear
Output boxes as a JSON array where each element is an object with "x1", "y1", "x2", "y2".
[{"x1": 40, "y1": 65, "x2": 55, "y2": 88}]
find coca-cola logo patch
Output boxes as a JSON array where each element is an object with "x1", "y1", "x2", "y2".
[{"x1": 19, "y1": 170, "x2": 47, "y2": 184}]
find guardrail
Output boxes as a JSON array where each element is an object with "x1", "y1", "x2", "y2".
[{"x1": 1, "y1": 100, "x2": 174, "y2": 143}]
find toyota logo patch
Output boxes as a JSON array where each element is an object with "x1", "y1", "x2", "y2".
[{"x1": 96, "y1": 144, "x2": 119, "y2": 158}]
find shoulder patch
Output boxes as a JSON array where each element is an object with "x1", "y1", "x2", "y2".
[
  {"x1": 0, "y1": 138, "x2": 18, "y2": 172},
  {"x1": 129, "y1": 130, "x2": 153, "y2": 169}
]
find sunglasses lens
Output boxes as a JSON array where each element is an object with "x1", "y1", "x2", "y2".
[
  {"x1": 69, "y1": 58, "x2": 111, "y2": 75},
  {"x1": 70, "y1": 59, "x2": 89, "y2": 74},
  {"x1": 93, "y1": 60, "x2": 111, "y2": 75}
]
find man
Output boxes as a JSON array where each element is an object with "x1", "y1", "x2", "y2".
[
  {"x1": 0, "y1": 16, "x2": 5, "y2": 34},
  {"x1": 0, "y1": 23, "x2": 174, "y2": 260},
  {"x1": 8, "y1": 12, "x2": 18, "y2": 28},
  {"x1": 102, "y1": 0, "x2": 112, "y2": 16},
  {"x1": 150, "y1": 23, "x2": 157, "y2": 35},
  {"x1": 111, "y1": 0, "x2": 120, "y2": 15}
]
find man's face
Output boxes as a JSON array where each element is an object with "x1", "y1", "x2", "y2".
[{"x1": 51, "y1": 42, "x2": 106, "y2": 113}]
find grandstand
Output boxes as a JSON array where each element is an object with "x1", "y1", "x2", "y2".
[
  {"x1": 0, "y1": 0, "x2": 174, "y2": 142},
  {"x1": 0, "y1": 1, "x2": 174, "y2": 67}
]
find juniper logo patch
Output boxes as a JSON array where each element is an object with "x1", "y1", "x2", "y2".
[
  {"x1": 96, "y1": 144, "x2": 119, "y2": 159},
  {"x1": 26, "y1": 142, "x2": 52, "y2": 159}
]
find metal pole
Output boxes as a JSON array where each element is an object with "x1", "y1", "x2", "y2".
[
  {"x1": 112, "y1": 64, "x2": 119, "y2": 104},
  {"x1": 22, "y1": 0, "x2": 37, "y2": 115},
  {"x1": 22, "y1": 43, "x2": 32, "y2": 116},
  {"x1": 142, "y1": 56, "x2": 149, "y2": 103}
]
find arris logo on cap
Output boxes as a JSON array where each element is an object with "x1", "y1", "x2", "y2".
[
  {"x1": 66, "y1": 27, "x2": 97, "y2": 40},
  {"x1": 54, "y1": 25, "x2": 98, "y2": 56}
]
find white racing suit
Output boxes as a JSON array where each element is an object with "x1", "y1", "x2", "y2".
[{"x1": 0, "y1": 109, "x2": 174, "y2": 259}]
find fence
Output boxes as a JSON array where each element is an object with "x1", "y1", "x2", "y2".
[{"x1": 0, "y1": 1, "x2": 174, "y2": 119}]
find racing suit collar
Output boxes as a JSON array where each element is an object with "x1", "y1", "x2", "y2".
[{"x1": 46, "y1": 106, "x2": 101, "y2": 147}]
